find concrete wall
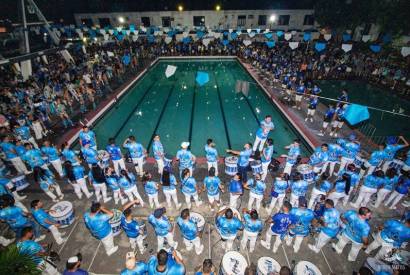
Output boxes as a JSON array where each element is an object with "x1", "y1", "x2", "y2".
[{"x1": 74, "y1": 9, "x2": 317, "y2": 31}]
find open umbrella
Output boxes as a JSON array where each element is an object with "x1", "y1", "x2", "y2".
[
  {"x1": 196, "y1": 71, "x2": 209, "y2": 86},
  {"x1": 165, "y1": 65, "x2": 177, "y2": 78}
]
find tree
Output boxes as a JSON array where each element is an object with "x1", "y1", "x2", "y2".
[{"x1": 0, "y1": 244, "x2": 42, "y2": 275}]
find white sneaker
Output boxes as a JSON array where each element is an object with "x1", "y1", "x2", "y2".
[
  {"x1": 57, "y1": 238, "x2": 68, "y2": 245},
  {"x1": 139, "y1": 247, "x2": 146, "y2": 254},
  {"x1": 59, "y1": 194, "x2": 64, "y2": 200},
  {"x1": 308, "y1": 244, "x2": 319, "y2": 253},
  {"x1": 331, "y1": 243, "x2": 341, "y2": 254},
  {"x1": 260, "y1": 240, "x2": 270, "y2": 249},
  {"x1": 52, "y1": 199, "x2": 59, "y2": 203},
  {"x1": 107, "y1": 246, "x2": 118, "y2": 256},
  {"x1": 176, "y1": 203, "x2": 182, "y2": 209},
  {"x1": 196, "y1": 244, "x2": 204, "y2": 255},
  {"x1": 334, "y1": 133, "x2": 338, "y2": 137},
  {"x1": 35, "y1": 235, "x2": 46, "y2": 242},
  {"x1": 86, "y1": 192, "x2": 94, "y2": 199},
  {"x1": 317, "y1": 132, "x2": 324, "y2": 136},
  {"x1": 310, "y1": 118, "x2": 313, "y2": 122},
  {"x1": 173, "y1": 242, "x2": 178, "y2": 250},
  {"x1": 329, "y1": 132, "x2": 334, "y2": 137},
  {"x1": 103, "y1": 197, "x2": 112, "y2": 203},
  {"x1": 305, "y1": 118, "x2": 308, "y2": 122}
]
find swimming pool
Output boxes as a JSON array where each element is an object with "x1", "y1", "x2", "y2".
[
  {"x1": 90, "y1": 58, "x2": 310, "y2": 157},
  {"x1": 320, "y1": 80, "x2": 410, "y2": 140}
]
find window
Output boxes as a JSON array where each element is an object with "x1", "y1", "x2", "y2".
[
  {"x1": 80, "y1": 18, "x2": 93, "y2": 27},
  {"x1": 303, "y1": 15, "x2": 314, "y2": 25},
  {"x1": 193, "y1": 16, "x2": 205, "y2": 27},
  {"x1": 278, "y1": 15, "x2": 290, "y2": 26},
  {"x1": 98, "y1": 18, "x2": 111, "y2": 28},
  {"x1": 258, "y1": 15, "x2": 267, "y2": 26},
  {"x1": 141, "y1": 17, "x2": 150, "y2": 27},
  {"x1": 162, "y1": 17, "x2": 171, "y2": 27},
  {"x1": 237, "y1": 15, "x2": 246, "y2": 26},
  {"x1": 248, "y1": 15, "x2": 254, "y2": 19}
]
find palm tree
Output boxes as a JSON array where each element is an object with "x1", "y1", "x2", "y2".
[{"x1": 0, "y1": 244, "x2": 42, "y2": 274}]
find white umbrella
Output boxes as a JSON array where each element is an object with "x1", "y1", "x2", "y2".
[{"x1": 165, "y1": 65, "x2": 177, "y2": 78}]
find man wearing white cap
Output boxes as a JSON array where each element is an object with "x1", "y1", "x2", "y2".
[
  {"x1": 63, "y1": 253, "x2": 88, "y2": 275},
  {"x1": 120, "y1": 251, "x2": 147, "y2": 275},
  {"x1": 176, "y1": 142, "x2": 196, "y2": 177}
]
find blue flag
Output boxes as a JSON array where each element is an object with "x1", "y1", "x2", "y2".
[
  {"x1": 315, "y1": 42, "x2": 326, "y2": 52},
  {"x1": 266, "y1": 41, "x2": 275, "y2": 48},
  {"x1": 344, "y1": 104, "x2": 370, "y2": 125},
  {"x1": 196, "y1": 71, "x2": 209, "y2": 86},
  {"x1": 370, "y1": 44, "x2": 381, "y2": 53},
  {"x1": 303, "y1": 32, "x2": 311, "y2": 41}
]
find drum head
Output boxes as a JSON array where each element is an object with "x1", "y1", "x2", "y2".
[
  {"x1": 110, "y1": 209, "x2": 122, "y2": 223},
  {"x1": 222, "y1": 251, "x2": 248, "y2": 274},
  {"x1": 50, "y1": 201, "x2": 73, "y2": 218},
  {"x1": 297, "y1": 164, "x2": 312, "y2": 172},
  {"x1": 295, "y1": 261, "x2": 322, "y2": 275},
  {"x1": 190, "y1": 212, "x2": 205, "y2": 227},
  {"x1": 12, "y1": 175, "x2": 26, "y2": 181},
  {"x1": 251, "y1": 160, "x2": 261, "y2": 166},
  {"x1": 257, "y1": 257, "x2": 281, "y2": 274},
  {"x1": 226, "y1": 156, "x2": 238, "y2": 163}
]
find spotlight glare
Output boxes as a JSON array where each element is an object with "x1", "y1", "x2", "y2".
[
  {"x1": 269, "y1": 14, "x2": 277, "y2": 22},
  {"x1": 215, "y1": 5, "x2": 221, "y2": 11},
  {"x1": 178, "y1": 5, "x2": 183, "y2": 12},
  {"x1": 118, "y1": 16, "x2": 125, "y2": 24}
]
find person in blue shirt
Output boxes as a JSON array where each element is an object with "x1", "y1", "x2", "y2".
[
  {"x1": 261, "y1": 201, "x2": 295, "y2": 253},
  {"x1": 61, "y1": 142, "x2": 81, "y2": 165},
  {"x1": 359, "y1": 143, "x2": 387, "y2": 179},
  {"x1": 253, "y1": 115, "x2": 275, "y2": 153},
  {"x1": 261, "y1": 138, "x2": 274, "y2": 181},
  {"x1": 267, "y1": 173, "x2": 289, "y2": 214},
  {"x1": 195, "y1": 259, "x2": 215, "y2": 275},
  {"x1": 118, "y1": 170, "x2": 145, "y2": 207},
  {"x1": 147, "y1": 249, "x2": 185, "y2": 275},
  {"x1": 293, "y1": 82, "x2": 305, "y2": 110},
  {"x1": 382, "y1": 136, "x2": 408, "y2": 173},
  {"x1": 226, "y1": 143, "x2": 252, "y2": 183},
  {"x1": 318, "y1": 104, "x2": 335, "y2": 136},
  {"x1": 351, "y1": 170, "x2": 385, "y2": 208},
  {"x1": 161, "y1": 168, "x2": 182, "y2": 209},
  {"x1": 290, "y1": 173, "x2": 308, "y2": 207},
  {"x1": 78, "y1": 126, "x2": 97, "y2": 150},
  {"x1": 308, "y1": 172, "x2": 332, "y2": 209},
  {"x1": 286, "y1": 197, "x2": 315, "y2": 253},
  {"x1": 177, "y1": 208, "x2": 204, "y2": 255},
  {"x1": 106, "y1": 138, "x2": 126, "y2": 176},
  {"x1": 203, "y1": 167, "x2": 224, "y2": 211},
  {"x1": 142, "y1": 172, "x2": 161, "y2": 209},
  {"x1": 228, "y1": 173, "x2": 243, "y2": 209},
  {"x1": 244, "y1": 173, "x2": 266, "y2": 212},
  {"x1": 365, "y1": 218, "x2": 410, "y2": 261},
  {"x1": 281, "y1": 139, "x2": 301, "y2": 175},
  {"x1": 0, "y1": 135, "x2": 29, "y2": 174},
  {"x1": 176, "y1": 142, "x2": 196, "y2": 178},
  {"x1": 384, "y1": 171, "x2": 410, "y2": 210},
  {"x1": 84, "y1": 202, "x2": 118, "y2": 256},
  {"x1": 332, "y1": 207, "x2": 371, "y2": 261},
  {"x1": 305, "y1": 95, "x2": 319, "y2": 123},
  {"x1": 312, "y1": 84, "x2": 321, "y2": 95},
  {"x1": 14, "y1": 123, "x2": 39, "y2": 149},
  {"x1": 148, "y1": 207, "x2": 178, "y2": 251},
  {"x1": 328, "y1": 173, "x2": 351, "y2": 207},
  {"x1": 205, "y1": 139, "x2": 219, "y2": 176},
  {"x1": 64, "y1": 161, "x2": 93, "y2": 199},
  {"x1": 329, "y1": 104, "x2": 347, "y2": 137},
  {"x1": 120, "y1": 199, "x2": 146, "y2": 254},
  {"x1": 240, "y1": 209, "x2": 263, "y2": 253},
  {"x1": 21, "y1": 143, "x2": 48, "y2": 171},
  {"x1": 121, "y1": 251, "x2": 147, "y2": 275},
  {"x1": 336, "y1": 134, "x2": 361, "y2": 173},
  {"x1": 309, "y1": 144, "x2": 329, "y2": 175},
  {"x1": 31, "y1": 199, "x2": 66, "y2": 245},
  {"x1": 81, "y1": 143, "x2": 99, "y2": 169},
  {"x1": 105, "y1": 167, "x2": 127, "y2": 205},
  {"x1": 374, "y1": 168, "x2": 399, "y2": 208},
  {"x1": 216, "y1": 207, "x2": 243, "y2": 251},
  {"x1": 88, "y1": 163, "x2": 112, "y2": 203},
  {"x1": 181, "y1": 168, "x2": 202, "y2": 209},
  {"x1": 33, "y1": 166, "x2": 64, "y2": 202},
  {"x1": 63, "y1": 254, "x2": 89, "y2": 275},
  {"x1": 123, "y1": 136, "x2": 146, "y2": 177},
  {"x1": 41, "y1": 140, "x2": 64, "y2": 177},
  {"x1": 152, "y1": 135, "x2": 165, "y2": 175}
]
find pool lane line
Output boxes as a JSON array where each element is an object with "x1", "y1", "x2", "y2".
[
  {"x1": 213, "y1": 72, "x2": 232, "y2": 149},
  {"x1": 112, "y1": 81, "x2": 157, "y2": 140},
  {"x1": 146, "y1": 78, "x2": 178, "y2": 153},
  {"x1": 188, "y1": 78, "x2": 197, "y2": 146}
]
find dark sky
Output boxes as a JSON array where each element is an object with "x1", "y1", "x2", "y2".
[{"x1": 1, "y1": 0, "x2": 315, "y2": 24}]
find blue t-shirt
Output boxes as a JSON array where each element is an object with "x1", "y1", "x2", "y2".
[
  {"x1": 124, "y1": 142, "x2": 144, "y2": 158},
  {"x1": 72, "y1": 165, "x2": 85, "y2": 180},
  {"x1": 395, "y1": 177, "x2": 410, "y2": 194},
  {"x1": 216, "y1": 216, "x2": 243, "y2": 237},
  {"x1": 0, "y1": 206, "x2": 29, "y2": 229},
  {"x1": 321, "y1": 208, "x2": 340, "y2": 237},
  {"x1": 106, "y1": 144, "x2": 122, "y2": 160},
  {"x1": 363, "y1": 175, "x2": 384, "y2": 189},
  {"x1": 368, "y1": 150, "x2": 388, "y2": 166},
  {"x1": 63, "y1": 268, "x2": 88, "y2": 275},
  {"x1": 147, "y1": 254, "x2": 185, "y2": 275},
  {"x1": 62, "y1": 149, "x2": 77, "y2": 163},
  {"x1": 261, "y1": 145, "x2": 274, "y2": 163},
  {"x1": 317, "y1": 180, "x2": 332, "y2": 193},
  {"x1": 272, "y1": 179, "x2": 288, "y2": 194},
  {"x1": 286, "y1": 145, "x2": 300, "y2": 165},
  {"x1": 243, "y1": 213, "x2": 263, "y2": 233},
  {"x1": 343, "y1": 210, "x2": 370, "y2": 243},
  {"x1": 327, "y1": 144, "x2": 343, "y2": 162},
  {"x1": 79, "y1": 130, "x2": 96, "y2": 147},
  {"x1": 120, "y1": 262, "x2": 148, "y2": 275},
  {"x1": 380, "y1": 219, "x2": 410, "y2": 248},
  {"x1": 309, "y1": 147, "x2": 328, "y2": 167},
  {"x1": 256, "y1": 120, "x2": 275, "y2": 139},
  {"x1": 229, "y1": 179, "x2": 243, "y2": 194},
  {"x1": 120, "y1": 216, "x2": 141, "y2": 238},
  {"x1": 161, "y1": 175, "x2": 177, "y2": 191},
  {"x1": 181, "y1": 177, "x2": 197, "y2": 195},
  {"x1": 41, "y1": 146, "x2": 60, "y2": 161},
  {"x1": 384, "y1": 144, "x2": 405, "y2": 161},
  {"x1": 32, "y1": 208, "x2": 55, "y2": 229},
  {"x1": 338, "y1": 139, "x2": 360, "y2": 159},
  {"x1": 152, "y1": 141, "x2": 164, "y2": 160},
  {"x1": 22, "y1": 149, "x2": 45, "y2": 168},
  {"x1": 204, "y1": 176, "x2": 221, "y2": 196},
  {"x1": 0, "y1": 142, "x2": 18, "y2": 159},
  {"x1": 118, "y1": 174, "x2": 136, "y2": 190},
  {"x1": 247, "y1": 179, "x2": 266, "y2": 196},
  {"x1": 144, "y1": 181, "x2": 158, "y2": 195},
  {"x1": 289, "y1": 208, "x2": 315, "y2": 236},
  {"x1": 334, "y1": 180, "x2": 347, "y2": 194},
  {"x1": 148, "y1": 215, "x2": 171, "y2": 237},
  {"x1": 291, "y1": 180, "x2": 308, "y2": 196},
  {"x1": 106, "y1": 176, "x2": 120, "y2": 190},
  {"x1": 81, "y1": 147, "x2": 98, "y2": 164},
  {"x1": 204, "y1": 145, "x2": 218, "y2": 162},
  {"x1": 176, "y1": 149, "x2": 193, "y2": 168},
  {"x1": 15, "y1": 126, "x2": 31, "y2": 140},
  {"x1": 270, "y1": 212, "x2": 295, "y2": 235},
  {"x1": 177, "y1": 217, "x2": 198, "y2": 240},
  {"x1": 84, "y1": 212, "x2": 112, "y2": 239},
  {"x1": 17, "y1": 240, "x2": 44, "y2": 264},
  {"x1": 238, "y1": 149, "x2": 252, "y2": 167},
  {"x1": 383, "y1": 176, "x2": 399, "y2": 191}
]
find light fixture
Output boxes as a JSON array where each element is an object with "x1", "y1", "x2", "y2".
[
  {"x1": 215, "y1": 5, "x2": 221, "y2": 11},
  {"x1": 118, "y1": 16, "x2": 125, "y2": 24},
  {"x1": 269, "y1": 14, "x2": 277, "y2": 22},
  {"x1": 82, "y1": 37, "x2": 87, "y2": 42},
  {"x1": 178, "y1": 5, "x2": 183, "y2": 12}
]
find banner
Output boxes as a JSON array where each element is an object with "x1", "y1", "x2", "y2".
[
  {"x1": 341, "y1": 44, "x2": 353, "y2": 53},
  {"x1": 284, "y1": 33, "x2": 292, "y2": 41},
  {"x1": 361, "y1": 35, "x2": 371, "y2": 42},
  {"x1": 370, "y1": 44, "x2": 381, "y2": 53},
  {"x1": 324, "y1": 34, "x2": 332, "y2": 41},
  {"x1": 243, "y1": 40, "x2": 252, "y2": 46},
  {"x1": 315, "y1": 42, "x2": 326, "y2": 52},
  {"x1": 289, "y1": 42, "x2": 299, "y2": 50},
  {"x1": 401, "y1": 47, "x2": 410, "y2": 57}
]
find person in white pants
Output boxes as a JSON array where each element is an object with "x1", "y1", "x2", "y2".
[
  {"x1": 177, "y1": 208, "x2": 204, "y2": 255},
  {"x1": 143, "y1": 172, "x2": 161, "y2": 209},
  {"x1": 374, "y1": 168, "x2": 398, "y2": 208},
  {"x1": 266, "y1": 174, "x2": 289, "y2": 214},
  {"x1": 203, "y1": 167, "x2": 223, "y2": 211},
  {"x1": 41, "y1": 141, "x2": 64, "y2": 178},
  {"x1": 120, "y1": 200, "x2": 146, "y2": 254},
  {"x1": 253, "y1": 115, "x2": 275, "y2": 153},
  {"x1": 216, "y1": 208, "x2": 243, "y2": 252},
  {"x1": 260, "y1": 139, "x2": 274, "y2": 181},
  {"x1": 88, "y1": 164, "x2": 112, "y2": 203},
  {"x1": 358, "y1": 143, "x2": 386, "y2": 179},
  {"x1": 161, "y1": 169, "x2": 182, "y2": 209},
  {"x1": 327, "y1": 174, "x2": 351, "y2": 207},
  {"x1": 148, "y1": 208, "x2": 178, "y2": 251},
  {"x1": 289, "y1": 174, "x2": 308, "y2": 207},
  {"x1": 31, "y1": 200, "x2": 67, "y2": 245},
  {"x1": 240, "y1": 209, "x2": 263, "y2": 253},
  {"x1": 308, "y1": 199, "x2": 341, "y2": 253},
  {"x1": 106, "y1": 138, "x2": 127, "y2": 176},
  {"x1": 261, "y1": 201, "x2": 294, "y2": 253},
  {"x1": 181, "y1": 168, "x2": 202, "y2": 209},
  {"x1": 118, "y1": 170, "x2": 145, "y2": 207},
  {"x1": 0, "y1": 136, "x2": 29, "y2": 174},
  {"x1": 281, "y1": 139, "x2": 301, "y2": 175},
  {"x1": 331, "y1": 207, "x2": 371, "y2": 262},
  {"x1": 84, "y1": 202, "x2": 118, "y2": 256},
  {"x1": 33, "y1": 167, "x2": 64, "y2": 202},
  {"x1": 308, "y1": 172, "x2": 332, "y2": 209},
  {"x1": 245, "y1": 174, "x2": 266, "y2": 212},
  {"x1": 152, "y1": 135, "x2": 165, "y2": 175},
  {"x1": 105, "y1": 167, "x2": 128, "y2": 205},
  {"x1": 381, "y1": 136, "x2": 408, "y2": 173},
  {"x1": 228, "y1": 173, "x2": 243, "y2": 210},
  {"x1": 64, "y1": 161, "x2": 93, "y2": 199},
  {"x1": 365, "y1": 219, "x2": 410, "y2": 261},
  {"x1": 123, "y1": 136, "x2": 146, "y2": 177},
  {"x1": 351, "y1": 170, "x2": 384, "y2": 208},
  {"x1": 205, "y1": 139, "x2": 219, "y2": 176},
  {"x1": 384, "y1": 174, "x2": 409, "y2": 210}
]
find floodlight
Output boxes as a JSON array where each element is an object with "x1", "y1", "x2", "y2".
[{"x1": 269, "y1": 14, "x2": 277, "y2": 22}]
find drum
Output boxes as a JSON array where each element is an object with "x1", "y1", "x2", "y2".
[
  {"x1": 219, "y1": 251, "x2": 248, "y2": 275},
  {"x1": 364, "y1": 257, "x2": 393, "y2": 274},
  {"x1": 98, "y1": 150, "x2": 110, "y2": 168},
  {"x1": 353, "y1": 156, "x2": 365, "y2": 168},
  {"x1": 0, "y1": 160, "x2": 10, "y2": 177},
  {"x1": 110, "y1": 209, "x2": 122, "y2": 237},
  {"x1": 50, "y1": 201, "x2": 75, "y2": 228},
  {"x1": 297, "y1": 164, "x2": 315, "y2": 182},
  {"x1": 12, "y1": 175, "x2": 29, "y2": 191},
  {"x1": 294, "y1": 261, "x2": 322, "y2": 275},
  {"x1": 250, "y1": 161, "x2": 263, "y2": 175},
  {"x1": 225, "y1": 156, "x2": 238, "y2": 176},
  {"x1": 257, "y1": 257, "x2": 281, "y2": 275},
  {"x1": 389, "y1": 159, "x2": 405, "y2": 171},
  {"x1": 164, "y1": 154, "x2": 173, "y2": 168},
  {"x1": 190, "y1": 212, "x2": 205, "y2": 232}
]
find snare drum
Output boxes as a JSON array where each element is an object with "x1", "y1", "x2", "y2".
[
  {"x1": 389, "y1": 159, "x2": 405, "y2": 171},
  {"x1": 190, "y1": 212, "x2": 205, "y2": 232},
  {"x1": 257, "y1": 257, "x2": 281, "y2": 275},
  {"x1": 250, "y1": 161, "x2": 262, "y2": 175},
  {"x1": 364, "y1": 257, "x2": 393, "y2": 274},
  {"x1": 98, "y1": 150, "x2": 110, "y2": 168},
  {"x1": 297, "y1": 164, "x2": 315, "y2": 182},
  {"x1": 12, "y1": 175, "x2": 29, "y2": 191},
  {"x1": 353, "y1": 156, "x2": 365, "y2": 168},
  {"x1": 294, "y1": 261, "x2": 322, "y2": 275},
  {"x1": 110, "y1": 209, "x2": 122, "y2": 236},
  {"x1": 225, "y1": 156, "x2": 238, "y2": 176},
  {"x1": 219, "y1": 251, "x2": 248, "y2": 275},
  {"x1": 50, "y1": 201, "x2": 75, "y2": 228},
  {"x1": 164, "y1": 154, "x2": 173, "y2": 168}
]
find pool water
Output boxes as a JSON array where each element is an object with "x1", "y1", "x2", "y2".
[
  {"x1": 91, "y1": 59, "x2": 310, "y2": 157},
  {"x1": 320, "y1": 80, "x2": 410, "y2": 139}
]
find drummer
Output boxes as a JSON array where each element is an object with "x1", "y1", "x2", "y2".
[
  {"x1": 203, "y1": 167, "x2": 224, "y2": 211},
  {"x1": 176, "y1": 208, "x2": 204, "y2": 255},
  {"x1": 266, "y1": 173, "x2": 290, "y2": 214},
  {"x1": 152, "y1": 135, "x2": 165, "y2": 175},
  {"x1": 308, "y1": 144, "x2": 329, "y2": 175},
  {"x1": 176, "y1": 142, "x2": 196, "y2": 177},
  {"x1": 147, "y1": 249, "x2": 185, "y2": 274},
  {"x1": 382, "y1": 136, "x2": 408, "y2": 173},
  {"x1": 106, "y1": 138, "x2": 127, "y2": 176},
  {"x1": 226, "y1": 143, "x2": 252, "y2": 183},
  {"x1": 205, "y1": 139, "x2": 219, "y2": 176},
  {"x1": 244, "y1": 173, "x2": 266, "y2": 212},
  {"x1": 121, "y1": 251, "x2": 148, "y2": 275},
  {"x1": 148, "y1": 207, "x2": 178, "y2": 251},
  {"x1": 81, "y1": 143, "x2": 99, "y2": 168},
  {"x1": 41, "y1": 141, "x2": 64, "y2": 178},
  {"x1": 78, "y1": 125, "x2": 97, "y2": 150},
  {"x1": 289, "y1": 173, "x2": 309, "y2": 207},
  {"x1": 0, "y1": 135, "x2": 29, "y2": 175},
  {"x1": 260, "y1": 138, "x2": 274, "y2": 181},
  {"x1": 228, "y1": 173, "x2": 244, "y2": 209},
  {"x1": 83, "y1": 202, "x2": 119, "y2": 256},
  {"x1": 120, "y1": 199, "x2": 146, "y2": 254},
  {"x1": 335, "y1": 134, "x2": 361, "y2": 175},
  {"x1": 308, "y1": 172, "x2": 332, "y2": 209},
  {"x1": 240, "y1": 208, "x2": 263, "y2": 253},
  {"x1": 359, "y1": 143, "x2": 387, "y2": 179},
  {"x1": 252, "y1": 115, "x2": 275, "y2": 153},
  {"x1": 281, "y1": 139, "x2": 301, "y2": 175},
  {"x1": 123, "y1": 136, "x2": 146, "y2": 177},
  {"x1": 30, "y1": 199, "x2": 67, "y2": 245},
  {"x1": 216, "y1": 207, "x2": 243, "y2": 252}
]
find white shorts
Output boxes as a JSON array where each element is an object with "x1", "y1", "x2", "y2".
[
  {"x1": 307, "y1": 109, "x2": 316, "y2": 116},
  {"x1": 322, "y1": 121, "x2": 329, "y2": 128},
  {"x1": 295, "y1": 95, "x2": 303, "y2": 102},
  {"x1": 207, "y1": 193, "x2": 220, "y2": 203},
  {"x1": 332, "y1": 120, "x2": 344, "y2": 128}
]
